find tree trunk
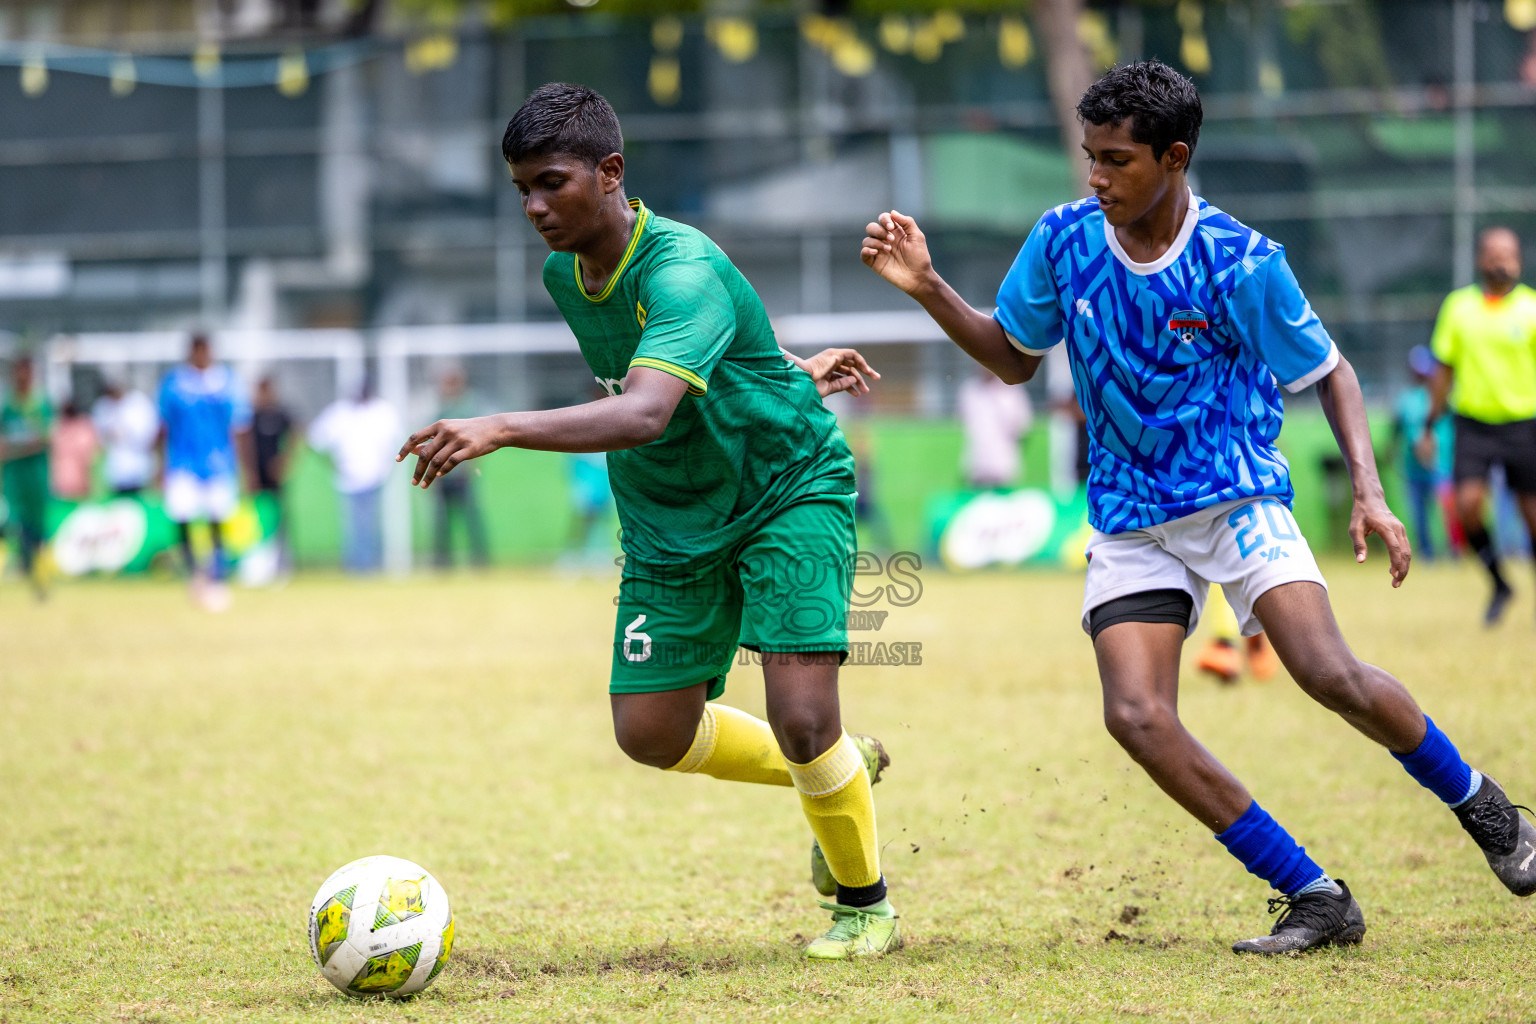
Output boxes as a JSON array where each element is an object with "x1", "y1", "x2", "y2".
[{"x1": 1034, "y1": 0, "x2": 1096, "y2": 194}]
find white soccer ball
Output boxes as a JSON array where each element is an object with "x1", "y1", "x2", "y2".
[{"x1": 308, "y1": 855, "x2": 455, "y2": 998}]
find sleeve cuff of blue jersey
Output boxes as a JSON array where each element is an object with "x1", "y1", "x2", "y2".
[
  {"x1": 998, "y1": 322, "x2": 1056, "y2": 357},
  {"x1": 1280, "y1": 342, "x2": 1340, "y2": 393}
]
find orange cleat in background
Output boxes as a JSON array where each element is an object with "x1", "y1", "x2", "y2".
[
  {"x1": 1246, "y1": 633, "x2": 1279, "y2": 681},
  {"x1": 1197, "y1": 638, "x2": 1242, "y2": 684}
]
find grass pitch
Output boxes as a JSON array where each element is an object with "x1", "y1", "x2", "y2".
[{"x1": 3, "y1": 558, "x2": 1536, "y2": 1023}]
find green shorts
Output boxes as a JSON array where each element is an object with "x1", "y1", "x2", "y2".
[{"x1": 610, "y1": 494, "x2": 855, "y2": 700}]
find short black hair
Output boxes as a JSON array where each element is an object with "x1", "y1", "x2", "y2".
[
  {"x1": 1076, "y1": 60, "x2": 1202, "y2": 162},
  {"x1": 502, "y1": 82, "x2": 624, "y2": 167}
]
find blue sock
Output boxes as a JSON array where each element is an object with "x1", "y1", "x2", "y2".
[
  {"x1": 1392, "y1": 716, "x2": 1481, "y2": 806},
  {"x1": 1215, "y1": 800, "x2": 1327, "y2": 896}
]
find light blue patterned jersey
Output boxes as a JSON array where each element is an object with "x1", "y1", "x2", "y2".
[
  {"x1": 994, "y1": 191, "x2": 1339, "y2": 534},
  {"x1": 158, "y1": 364, "x2": 251, "y2": 480}
]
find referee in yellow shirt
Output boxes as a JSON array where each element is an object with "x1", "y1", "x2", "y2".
[{"x1": 1425, "y1": 226, "x2": 1536, "y2": 625}]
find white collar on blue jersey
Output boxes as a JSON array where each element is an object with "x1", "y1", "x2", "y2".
[{"x1": 1102, "y1": 187, "x2": 1199, "y2": 277}]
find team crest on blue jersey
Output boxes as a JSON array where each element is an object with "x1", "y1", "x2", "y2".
[{"x1": 1167, "y1": 308, "x2": 1209, "y2": 343}]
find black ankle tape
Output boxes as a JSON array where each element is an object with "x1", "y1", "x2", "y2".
[{"x1": 837, "y1": 877, "x2": 887, "y2": 908}]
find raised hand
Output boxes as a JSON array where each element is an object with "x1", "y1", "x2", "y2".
[
  {"x1": 785, "y1": 347, "x2": 882, "y2": 398},
  {"x1": 861, "y1": 210, "x2": 934, "y2": 296}
]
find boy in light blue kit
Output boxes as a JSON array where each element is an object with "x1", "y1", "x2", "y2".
[{"x1": 862, "y1": 60, "x2": 1536, "y2": 954}]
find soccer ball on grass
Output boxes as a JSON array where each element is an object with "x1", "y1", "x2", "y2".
[{"x1": 308, "y1": 855, "x2": 455, "y2": 998}]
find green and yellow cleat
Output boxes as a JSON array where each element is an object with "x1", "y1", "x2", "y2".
[
  {"x1": 804, "y1": 900, "x2": 902, "y2": 961},
  {"x1": 811, "y1": 733, "x2": 890, "y2": 897}
]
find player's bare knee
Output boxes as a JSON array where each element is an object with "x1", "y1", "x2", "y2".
[
  {"x1": 612, "y1": 719, "x2": 693, "y2": 770},
  {"x1": 1294, "y1": 656, "x2": 1370, "y2": 714},
  {"x1": 1103, "y1": 696, "x2": 1177, "y2": 757},
  {"x1": 769, "y1": 707, "x2": 840, "y2": 764}
]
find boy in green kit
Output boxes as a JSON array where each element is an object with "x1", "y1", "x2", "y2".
[
  {"x1": 1, "y1": 357, "x2": 53, "y2": 598},
  {"x1": 399, "y1": 83, "x2": 900, "y2": 960}
]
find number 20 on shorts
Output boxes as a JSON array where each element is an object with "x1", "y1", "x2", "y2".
[{"x1": 1227, "y1": 499, "x2": 1299, "y2": 560}]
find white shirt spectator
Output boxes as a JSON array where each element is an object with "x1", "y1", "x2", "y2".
[
  {"x1": 958, "y1": 371, "x2": 1033, "y2": 489},
  {"x1": 308, "y1": 396, "x2": 402, "y2": 495},
  {"x1": 92, "y1": 388, "x2": 160, "y2": 491}
]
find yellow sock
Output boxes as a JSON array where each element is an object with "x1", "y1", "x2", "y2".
[
  {"x1": 1209, "y1": 584, "x2": 1240, "y2": 643},
  {"x1": 787, "y1": 733, "x2": 881, "y2": 890},
  {"x1": 665, "y1": 703, "x2": 792, "y2": 787}
]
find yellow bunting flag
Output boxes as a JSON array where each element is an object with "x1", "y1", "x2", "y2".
[
  {"x1": 21, "y1": 51, "x2": 46, "y2": 97},
  {"x1": 832, "y1": 35, "x2": 875, "y2": 77},
  {"x1": 193, "y1": 41, "x2": 221, "y2": 81},
  {"x1": 277, "y1": 49, "x2": 309, "y2": 97},
  {"x1": 706, "y1": 18, "x2": 758, "y2": 64},
  {"x1": 999, "y1": 16, "x2": 1033, "y2": 69},
  {"x1": 652, "y1": 16, "x2": 684, "y2": 53},
  {"x1": 931, "y1": 10, "x2": 965, "y2": 44},
  {"x1": 405, "y1": 33, "x2": 458, "y2": 74},
  {"x1": 1077, "y1": 10, "x2": 1118, "y2": 70},
  {"x1": 1176, "y1": 0, "x2": 1211, "y2": 74},
  {"x1": 648, "y1": 55, "x2": 680, "y2": 105},
  {"x1": 878, "y1": 15, "x2": 911, "y2": 54},
  {"x1": 110, "y1": 54, "x2": 137, "y2": 96}
]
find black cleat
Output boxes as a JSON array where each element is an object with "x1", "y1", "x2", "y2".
[
  {"x1": 1231, "y1": 880, "x2": 1366, "y2": 955},
  {"x1": 1454, "y1": 775, "x2": 1536, "y2": 896},
  {"x1": 1485, "y1": 583, "x2": 1514, "y2": 627}
]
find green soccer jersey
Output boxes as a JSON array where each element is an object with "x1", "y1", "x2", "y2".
[
  {"x1": 1, "y1": 390, "x2": 52, "y2": 525},
  {"x1": 543, "y1": 198, "x2": 855, "y2": 565}
]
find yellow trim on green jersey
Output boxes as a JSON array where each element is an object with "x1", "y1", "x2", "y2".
[
  {"x1": 574, "y1": 198, "x2": 650, "y2": 304},
  {"x1": 630, "y1": 356, "x2": 707, "y2": 396},
  {"x1": 635, "y1": 300, "x2": 647, "y2": 328}
]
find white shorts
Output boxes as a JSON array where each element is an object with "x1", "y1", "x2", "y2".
[
  {"x1": 1080, "y1": 496, "x2": 1327, "y2": 638},
  {"x1": 164, "y1": 471, "x2": 239, "y2": 524}
]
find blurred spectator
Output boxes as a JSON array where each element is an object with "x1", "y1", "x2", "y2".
[
  {"x1": 308, "y1": 377, "x2": 400, "y2": 573},
  {"x1": 1392, "y1": 345, "x2": 1458, "y2": 560},
  {"x1": 1068, "y1": 398, "x2": 1091, "y2": 486},
  {"x1": 958, "y1": 368, "x2": 1032, "y2": 490},
  {"x1": 563, "y1": 452, "x2": 613, "y2": 569},
  {"x1": 49, "y1": 401, "x2": 98, "y2": 502},
  {"x1": 249, "y1": 376, "x2": 295, "y2": 565},
  {"x1": 845, "y1": 420, "x2": 893, "y2": 552},
  {"x1": 431, "y1": 368, "x2": 488, "y2": 569},
  {"x1": 159, "y1": 333, "x2": 251, "y2": 611},
  {"x1": 1, "y1": 358, "x2": 53, "y2": 598},
  {"x1": 1489, "y1": 464, "x2": 1532, "y2": 561},
  {"x1": 92, "y1": 377, "x2": 159, "y2": 496}
]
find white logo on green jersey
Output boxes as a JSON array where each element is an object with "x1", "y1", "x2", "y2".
[{"x1": 623, "y1": 613, "x2": 652, "y2": 662}]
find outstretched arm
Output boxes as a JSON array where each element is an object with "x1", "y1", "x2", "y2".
[
  {"x1": 399, "y1": 367, "x2": 688, "y2": 488},
  {"x1": 861, "y1": 211, "x2": 1040, "y2": 385},
  {"x1": 1315, "y1": 355, "x2": 1411, "y2": 587}
]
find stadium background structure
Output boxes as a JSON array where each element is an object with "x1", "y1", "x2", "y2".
[
  {"x1": 15, "y1": 322, "x2": 1412, "y2": 571},
  {"x1": 0, "y1": 0, "x2": 1531, "y2": 568}
]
